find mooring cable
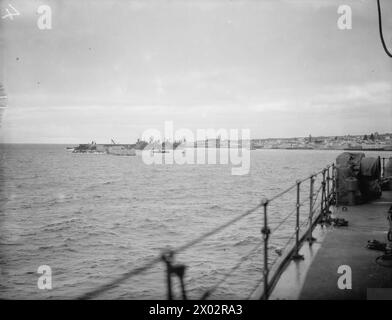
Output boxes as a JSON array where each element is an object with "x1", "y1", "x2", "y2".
[{"x1": 377, "y1": 0, "x2": 392, "y2": 57}]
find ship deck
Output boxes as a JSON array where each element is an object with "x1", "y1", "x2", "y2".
[{"x1": 271, "y1": 191, "x2": 392, "y2": 300}]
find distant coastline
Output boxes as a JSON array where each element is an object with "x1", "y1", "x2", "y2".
[{"x1": 1, "y1": 132, "x2": 392, "y2": 152}]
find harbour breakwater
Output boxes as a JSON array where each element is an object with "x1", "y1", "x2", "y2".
[{"x1": 71, "y1": 142, "x2": 138, "y2": 156}]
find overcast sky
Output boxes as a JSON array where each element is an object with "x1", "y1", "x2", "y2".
[{"x1": 0, "y1": 0, "x2": 391, "y2": 143}]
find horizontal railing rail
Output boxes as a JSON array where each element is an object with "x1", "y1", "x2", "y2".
[{"x1": 78, "y1": 163, "x2": 337, "y2": 300}]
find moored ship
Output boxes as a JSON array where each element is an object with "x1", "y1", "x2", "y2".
[{"x1": 72, "y1": 140, "x2": 136, "y2": 156}]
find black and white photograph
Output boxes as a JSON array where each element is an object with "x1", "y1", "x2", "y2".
[{"x1": 0, "y1": 0, "x2": 392, "y2": 308}]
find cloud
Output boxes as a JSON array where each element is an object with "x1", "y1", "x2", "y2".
[
  {"x1": 250, "y1": 101, "x2": 290, "y2": 112},
  {"x1": 281, "y1": 0, "x2": 368, "y2": 11},
  {"x1": 310, "y1": 82, "x2": 392, "y2": 109},
  {"x1": 248, "y1": 81, "x2": 392, "y2": 116},
  {"x1": 1, "y1": 0, "x2": 391, "y2": 142}
]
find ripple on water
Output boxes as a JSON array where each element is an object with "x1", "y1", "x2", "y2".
[{"x1": 3, "y1": 145, "x2": 381, "y2": 299}]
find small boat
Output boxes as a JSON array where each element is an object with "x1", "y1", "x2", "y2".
[{"x1": 151, "y1": 149, "x2": 170, "y2": 154}]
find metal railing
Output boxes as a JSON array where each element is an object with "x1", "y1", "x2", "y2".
[
  {"x1": 78, "y1": 163, "x2": 336, "y2": 300},
  {"x1": 256, "y1": 164, "x2": 336, "y2": 299}
]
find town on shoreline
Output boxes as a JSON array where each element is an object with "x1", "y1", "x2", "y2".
[
  {"x1": 251, "y1": 132, "x2": 392, "y2": 151},
  {"x1": 67, "y1": 132, "x2": 392, "y2": 153}
]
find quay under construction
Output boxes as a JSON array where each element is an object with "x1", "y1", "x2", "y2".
[{"x1": 69, "y1": 140, "x2": 146, "y2": 156}]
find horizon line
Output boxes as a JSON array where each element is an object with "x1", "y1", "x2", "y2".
[{"x1": 1, "y1": 132, "x2": 391, "y2": 145}]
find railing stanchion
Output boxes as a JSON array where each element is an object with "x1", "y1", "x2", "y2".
[
  {"x1": 321, "y1": 169, "x2": 326, "y2": 216},
  {"x1": 261, "y1": 199, "x2": 270, "y2": 300},
  {"x1": 332, "y1": 163, "x2": 336, "y2": 203},
  {"x1": 162, "y1": 251, "x2": 188, "y2": 300},
  {"x1": 307, "y1": 175, "x2": 316, "y2": 243},
  {"x1": 293, "y1": 181, "x2": 304, "y2": 260},
  {"x1": 162, "y1": 252, "x2": 174, "y2": 300},
  {"x1": 326, "y1": 166, "x2": 330, "y2": 205}
]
